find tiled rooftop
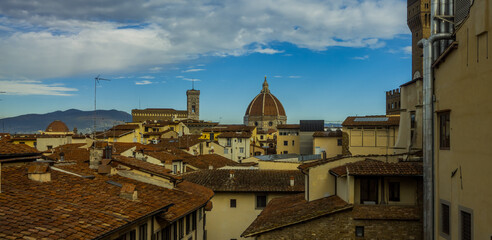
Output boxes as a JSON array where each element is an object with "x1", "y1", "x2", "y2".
[
  {"x1": 202, "y1": 125, "x2": 255, "y2": 133},
  {"x1": 276, "y1": 124, "x2": 300, "y2": 129},
  {"x1": 182, "y1": 154, "x2": 255, "y2": 170},
  {"x1": 216, "y1": 132, "x2": 252, "y2": 138},
  {"x1": 0, "y1": 163, "x2": 213, "y2": 239},
  {"x1": 112, "y1": 155, "x2": 180, "y2": 180},
  {"x1": 242, "y1": 194, "x2": 351, "y2": 237},
  {"x1": 182, "y1": 169, "x2": 304, "y2": 192},
  {"x1": 329, "y1": 159, "x2": 423, "y2": 177}
]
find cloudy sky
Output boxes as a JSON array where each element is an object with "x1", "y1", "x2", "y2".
[{"x1": 0, "y1": 0, "x2": 412, "y2": 123}]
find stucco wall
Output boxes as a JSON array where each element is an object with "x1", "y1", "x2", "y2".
[
  {"x1": 313, "y1": 137, "x2": 342, "y2": 158},
  {"x1": 432, "y1": 0, "x2": 492, "y2": 238}
]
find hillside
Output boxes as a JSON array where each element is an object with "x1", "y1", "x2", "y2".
[{"x1": 0, "y1": 109, "x2": 132, "y2": 134}]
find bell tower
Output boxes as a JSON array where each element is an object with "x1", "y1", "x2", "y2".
[
  {"x1": 407, "y1": 0, "x2": 431, "y2": 80},
  {"x1": 187, "y1": 88, "x2": 200, "y2": 121}
]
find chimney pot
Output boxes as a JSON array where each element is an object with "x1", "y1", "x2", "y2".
[
  {"x1": 229, "y1": 170, "x2": 235, "y2": 179},
  {"x1": 27, "y1": 163, "x2": 51, "y2": 182},
  {"x1": 290, "y1": 176, "x2": 295, "y2": 186},
  {"x1": 120, "y1": 183, "x2": 138, "y2": 201},
  {"x1": 209, "y1": 165, "x2": 213, "y2": 170}
]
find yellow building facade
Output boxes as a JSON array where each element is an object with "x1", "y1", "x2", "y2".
[
  {"x1": 431, "y1": 0, "x2": 492, "y2": 238},
  {"x1": 276, "y1": 124, "x2": 300, "y2": 154}
]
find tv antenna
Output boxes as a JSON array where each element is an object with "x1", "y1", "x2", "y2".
[{"x1": 93, "y1": 75, "x2": 110, "y2": 147}]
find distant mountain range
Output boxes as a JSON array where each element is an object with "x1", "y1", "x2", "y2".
[{"x1": 0, "y1": 109, "x2": 132, "y2": 134}]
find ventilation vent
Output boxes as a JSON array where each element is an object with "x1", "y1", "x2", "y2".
[{"x1": 455, "y1": 0, "x2": 471, "y2": 27}]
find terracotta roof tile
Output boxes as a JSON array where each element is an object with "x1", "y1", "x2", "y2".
[
  {"x1": 242, "y1": 194, "x2": 351, "y2": 237},
  {"x1": 202, "y1": 125, "x2": 255, "y2": 133},
  {"x1": 0, "y1": 162, "x2": 213, "y2": 239},
  {"x1": 112, "y1": 155, "x2": 179, "y2": 180},
  {"x1": 182, "y1": 169, "x2": 304, "y2": 192},
  {"x1": 182, "y1": 154, "x2": 255, "y2": 169},
  {"x1": 329, "y1": 159, "x2": 423, "y2": 176},
  {"x1": 46, "y1": 143, "x2": 88, "y2": 162},
  {"x1": 276, "y1": 124, "x2": 299, "y2": 129},
  {"x1": 144, "y1": 151, "x2": 180, "y2": 164},
  {"x1": 342, "y1": 115, "x2": 400, "y2": 126},
  {"x1": 0, "y1": 141, "x2": 39, "y2": 156},
  {"x1": 156, "y1": 135, "x2": 205, "y2": 149},
  {"x1": 217, "y1": 132, "x2": 252, "y2": 138}
]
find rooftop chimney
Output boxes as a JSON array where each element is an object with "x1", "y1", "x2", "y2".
[
  {"x1": 28, "y1": 163, "x2": 51, "y2": 182},
  {"x1": 229, "y1": 170, "x2": 235, "y2": 179},
  {"x1": 120, "y1": 183, "x2": 138, "y2": 201},
  {"x1": 290, "y1": 176, "x2": 295, "y2": 187},
  {"x1": 209, "y1": 165, "x2": 213, "y2": 170},
  {"x1": 98, "y1": 159, "x2": 112, "y2": 175},
  {"x1": 90, "y1": 148, "x2": 103, "y2": 170}
]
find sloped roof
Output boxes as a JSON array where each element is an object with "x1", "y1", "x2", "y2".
[
  {"x1": 46, "y1": 143, "x2": 88, "y2": 162},
  {"x1": 0, "y1": 162, "x2": 213, "y2": 239},
  {"x1": 182, "y1": 154, "x2": 255, "y2": 170},
  {"x1": 144, "y1": 151, "x2": 180, "y2": 164},
  {"x1": 182, "y1": 169, "x2": 304, "y2": 192},
  {"x1": 0, "y1": 140, "x2": 39, "y2": 156},
  {"x1": 217, "y1": 132, "x2": 252, "y2": 138},
  {"x1": 329, "y1": 159, "x2": 423, "y2": 177},
  {"x1": 242, "y1": 194, "x2": 351, "y2": 237},
  {"x1": 112, "y1": 155, "x2": 179, "y2": 180},
  {"x1": 202, "y1": 125, "x2": 255, "y2": 133},
  {"x1": 312, "y1": 130, "x2": 342, "y2": 137}
]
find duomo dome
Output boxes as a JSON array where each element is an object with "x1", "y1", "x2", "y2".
[{"x1": 244, "y1": 77, "x2": 287, "y2": 130}]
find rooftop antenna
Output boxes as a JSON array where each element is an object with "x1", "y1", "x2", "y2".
[
  {"x1": 191, "y1": 79, "x2": 196, "y2": 90},
  {"x1": 93, "y1": 75, "x2": 110, "y2": 149}
]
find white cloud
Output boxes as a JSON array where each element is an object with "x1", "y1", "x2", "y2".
[
  {"x1": 182, "y1": 78, "x2": 201, "y2": 82},
  {"x1": 0, "y1": 0, "x2": 409, "y2": 79},
  {"x1": 273, "y1": 75, "x2": 282, "y2": 78},
  {"x1": 0, "y1": 80, "x2": 77, "y2": 96},
  {"x1": 288, "y1": 75, "x2": 301, "y2": 78},
  {"x1": 135, "y1": 80, "x2": 153, "y2": 85},
  {"x1": 175, "y1": 76, "x2": 184, "y2": 78},
  {"x1": 182, "y1": 68, "x2": 205, "y2": 73},
  {"x1": 149, "y1": 67, "x2": 162, "y2": 72},
  {"x1": 139, "y1": 75, "x2": 155, "y2": 79},
  {"x1": 353, "y1": 55, "x2": 369, "y2": 60},
  {"x1": 402, "y1": 46, "x2": 412, "y2": 54},
  {"x1": 253, "y1": 47, "x2": 284, "y2": 54}
]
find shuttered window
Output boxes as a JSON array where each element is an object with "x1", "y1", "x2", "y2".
[
  {"x1": 461, "y1": 211, "x2": 472, "y2": 240},
  {"x1": 442, "y1": 203, "x2": 450, "y2": 235}
]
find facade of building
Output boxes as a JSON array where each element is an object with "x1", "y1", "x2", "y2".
[
  {"x1": 217, "y1": 132, "x2": 252, "y2": 162},
  {"x1": 342, "y1": 115, "x2": 399, "y2": 155},
  {"x1": 430, "y1": 0, "x2": 492, "y2": 238},
  {"x1": 299, "y1": 120, "x2": 325, "y2": 155},
  {"x1": 386, "y1": 88, "x2": 401, "y2": 115},
  {"x1": 183, "y1": 169, "x2": 304, "y2": 240},
  {"x1": 244, "y1": 77, "x2": 287, "y2": 131},
  {"x1": 276, "y1": 124, "x2": 300, "y2": 154},
  {"x1": 132, "y1": 88, "x2": 200, "y2": 122},
  {"x1": 312, "y1": 130, "x2": 343, "y2": 157}
]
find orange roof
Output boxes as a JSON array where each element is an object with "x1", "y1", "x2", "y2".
[
  {"x1": 182, "y1": 154, "x2": 255, "y2": 169},
  {"x1": 112, "y1": 155, "x2": 179, "y2": 180},
  {"x1": 217, "y1": 132, "x2": 252, "y2": 138},
  {"x1": 45, "y1": 120, "x2": 70, "y2": 132},
  {"x1": 242, "y1": 194, "x2": 351, "y2": 237},
  {"x1": 312, "y1": 130, "x2": 342, "y2": 137},
  {"x1": 245, "y1": 78, "x2": 286, "y2": 117},
  {"x1": 329, "y1": 159, "x2": 423, "y2": 177},
  {"x1": 0, "y1": 140, "x2": 39, "y2": 158},
  {"x1": 0, "y1": 162, "x2": 213, "y2": 239}
]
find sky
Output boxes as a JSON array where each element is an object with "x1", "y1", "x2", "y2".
[{"x1": 0, "y1": 0, "x2": 412, "y2": 124}]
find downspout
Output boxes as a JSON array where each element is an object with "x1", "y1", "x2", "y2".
[{"x1": 418, "y1": 0, "x2": 453, "y2": 236}]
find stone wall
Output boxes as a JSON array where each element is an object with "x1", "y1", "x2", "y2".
[{"x1": 256, "y1": 210, "x2": 422, "y2": 240}]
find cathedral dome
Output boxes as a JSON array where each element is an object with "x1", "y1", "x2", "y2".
[
  {"x1": 45, "y1": 120, "x2": 69, "y2": 132},
  {"x1": 245, "y1": 77, "x2": 286, "y2": 117}
]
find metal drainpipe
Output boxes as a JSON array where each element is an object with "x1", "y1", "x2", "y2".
[
  {"x1": 418, "y1": 0, "x2": 454, "y2": 239},
  {"x1": 419, "y1": 31, "x2": 453, "y2": 240}
]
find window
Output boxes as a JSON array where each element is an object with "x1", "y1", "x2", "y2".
[
  {"x1": 460, "y1": 209, "x2": 472, "y2": 240},
  {"x1": 179, "y1": 218, "x2": 184, "y2": 239},
  {"x1": 283, "y1": 141, "x2": 288, "y2": 146},
  {"x1": 260, "y1": 135, "x2": 264, "y2": 140},
  {"x1": 441, "y1": 203, "x2": 450, "y2": 236},
  {"x1": 139, "y1": 223, "x2": 147, "y2": 240},
  {"x1": 355, "y1": 226, "x2": 364, "y2": 237},
  {"x1": 192, "y1": 211, "x2": 197, "y2": 231},
  {"x1": 173, "y1": 223, "x2": 178, "y2": 240},
  {"x1": 360, "y1": 178, "x2": 378, "y2": 204},
  {"x1": 186, "y1": 214, "x2": 191, "y2": 234},
  {"x1": 47, "y1": 145, "x2": 53, "y2": 150},
  {"x1": 337, "y1": 139, "x2": 343, "y2": 146},
  {"x1": 410, "y1": 111, "x2": 416, "y2": 129},
  {"x1": 389, "y1": 182, "x2": 400, "y2": 202},
  {"x1": 238, "y1": 138, "x2": 242, "y2": 143},
  {"x1": 268, "y1": 121, "x2": 273, "y2": 126},
  {"x1": 256, "y1": 194, "x2": 267, "y2": 209},
  {"x1": 255, "y1": 122, "x2": 258, "y2": 126},
  {"x1": 230, "y1": 199, "x2": 237, "y2": 208},
  {"x1": 239, "y1": 147, "x2": 244, "y2": 153},
  {"x1": 199, "y1": 208, "x2": 203, "y2": 220},
  {"x1": 283, "y1": 151, "x2": 288, "y2": 154},
  {"x1": 161, "y1": 226, "x2": 171, "y2": 240},
  {"x1": 224, "y1": 149, "x2": 228, "y2": 154},
  {"x1": 227, "y1": 138, "x2": 232, "y2": 146},
  {"x1": 292, "y1": 140, "x2": 295, "y2": 146},
  {"x1": 439, "y1": 111, "x2": 450, "y2": 149},
  {"x1": 192, "y1": 105, "x2": 196, "y2": 113}
]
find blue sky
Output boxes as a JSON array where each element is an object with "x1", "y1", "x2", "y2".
[{"x1": 0, "y1": 0, "x2": 412, "y2": 124}]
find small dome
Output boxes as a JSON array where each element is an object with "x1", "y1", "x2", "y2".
[
  {"x1": 46, "y1": 120, "x2": 69, "y2": 132},
  {"x1": 245, "y1": 77, "x2": 286, "y2": 117}
]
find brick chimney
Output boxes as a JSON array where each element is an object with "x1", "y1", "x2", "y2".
[
  {"x1": 28, "y1": 163, "x2": 51, "y2": 182},
  {"x1": 120, "y1": 183, "x2": 138, "y2": 201}
]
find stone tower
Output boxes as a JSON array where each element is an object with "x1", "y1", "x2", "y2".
[
  {"x1": 187, "y1": 89, "x2": 200, "y2": 120},
  {"x1": 407, "y1": 0, "x2": 431, "y2": 79}
]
